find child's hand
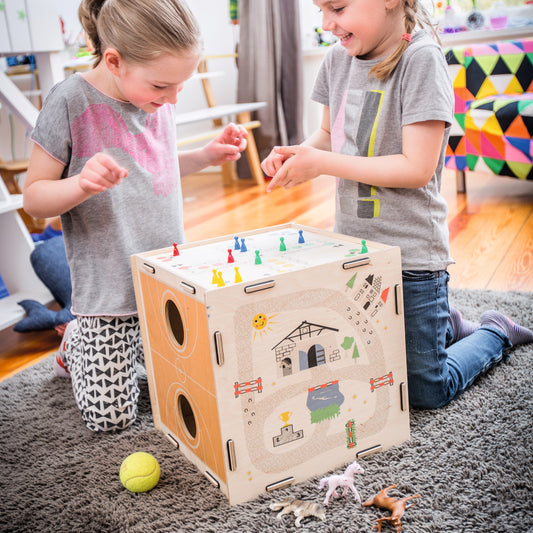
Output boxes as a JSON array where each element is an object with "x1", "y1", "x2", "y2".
[
  {"x1": 265, "y1": 145, "x2": 321, "y2": 193},
  {"x1": 261, "y1": 146, "x2": 293, "y2": 179},
  {"x1": 78, "y1": 153, "x2": 128, "y2": 195},
  {"x1": 205, "y1": 123, "x2": 248, "y2": 166}
]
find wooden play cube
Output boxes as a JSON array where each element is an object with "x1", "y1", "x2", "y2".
[{"x1": 131, "y1": 223, "x2": 409, "y2": 505}]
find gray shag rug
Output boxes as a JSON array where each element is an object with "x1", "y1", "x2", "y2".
[{"x1": 1, "y1": 289, "x2": 532, "y2": 533}]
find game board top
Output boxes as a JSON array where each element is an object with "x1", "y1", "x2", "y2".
[{"x1": 141, "y1": 224, "x2": 386, "y2": 290}]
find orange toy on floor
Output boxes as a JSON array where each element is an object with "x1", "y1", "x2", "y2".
[{"x1": 363, "y1": 484, "x2": 420, "y2": 532}]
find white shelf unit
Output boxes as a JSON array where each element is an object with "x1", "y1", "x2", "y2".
[{"x1": 0, "y1": 180, "x2": 52, "y2": 330}]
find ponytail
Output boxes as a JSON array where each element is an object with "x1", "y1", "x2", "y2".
[
  {"x1": 78, "y1": 0, "x2": 107, "y2": 66},
  {"x1": 369, "y1": 0, "x2": 440, "y2": 80}
]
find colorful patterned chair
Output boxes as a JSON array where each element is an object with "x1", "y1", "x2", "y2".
[{"x1": 445, "y1": 39, "x2": 533, "y2": 192}]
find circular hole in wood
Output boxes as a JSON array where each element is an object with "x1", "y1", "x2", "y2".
[
  {"x1": 178, "y1": 394, "x2": 197, "y2": 439},
  {"x1": 166, "y1": 299, "x2": 184, "y2": 346}
]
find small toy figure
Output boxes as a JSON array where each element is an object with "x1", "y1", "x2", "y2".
[
  {"x1": 318, "y1": 460, "x2": 364, "y2": 505},
  {"x1": 269, "y1": 498, "x2": 326, "y2": 528},
  {"x1": 362, "y1": 484, "x2": 420, "y2": 532}
]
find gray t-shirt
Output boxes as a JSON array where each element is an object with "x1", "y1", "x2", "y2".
[
  {"x1": 312, "y1": 30, "x2": 454, "y2": 271},
  {"x1": 32, "y1": 74, "x2": 185, "y2": 316}
]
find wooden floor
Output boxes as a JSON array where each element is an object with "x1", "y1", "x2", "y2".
[{"x1": 1, "y1": 168, "x2": 532, "y2": 381}]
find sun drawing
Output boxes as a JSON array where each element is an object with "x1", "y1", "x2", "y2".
[{"x1": 252, "y1": 313, "x2": 278, "y2": 341}]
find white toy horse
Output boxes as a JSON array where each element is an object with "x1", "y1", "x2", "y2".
[{"x1": 318, "y1": 460, "x2": 365, "y2": 505}]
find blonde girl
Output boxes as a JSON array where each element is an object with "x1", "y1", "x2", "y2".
[
  {"x1": 24, "y1": 0, "x2": 248, "y2": 431},
  {"x1": 262, "y1": 0, "x2": 532, "y2": 409}
]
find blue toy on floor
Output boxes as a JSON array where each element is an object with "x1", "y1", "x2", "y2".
[{"x1": 14, "y1": 236, "x2": 74, "y2": 332}]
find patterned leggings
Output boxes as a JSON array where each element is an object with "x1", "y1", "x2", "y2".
[{"x1": 63, "y1": 315, "x2": 144, "y2": 432}]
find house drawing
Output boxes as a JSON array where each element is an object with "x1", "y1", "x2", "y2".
[{"x1": 271, "y1": 321, "x2": 340, "y2": 377}]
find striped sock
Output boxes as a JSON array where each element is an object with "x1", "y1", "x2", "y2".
[
  {"x1": 449, "y1": 306, "x2": 479, "y2": 343},
  {"x1": 480, "y1": 310, "x2": 533, "y2": 346}
]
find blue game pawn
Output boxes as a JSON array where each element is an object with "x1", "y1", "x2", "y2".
[
  {"x1": 254, "y1": 250, "x2": 262, "y2": 265},
  {"x1": 298, "y1": 230, "x2": 305, "y2": 244},
  {"x1": 234, "y1": 236, "x2": 240, "y2": 250},
  {"x1": 279, "y1": 237, "x2": 286, "y2": 252},
  {"x1": 240, "y1": 238, "x2": 247, "y2": 252}
]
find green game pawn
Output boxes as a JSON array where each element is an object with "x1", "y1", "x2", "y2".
[
  {"x1": 360, "y1": 239, "x2": 368, "y2": 254},
  {"x1": 279, "y1": 237, "x2": 286, "y2": 252},
  {"x1": 254, "y1": 250, "x2": 262, "y2": 265}
]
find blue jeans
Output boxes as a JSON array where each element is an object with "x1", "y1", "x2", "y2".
[{"x1": 402, "y1": 270, "x2": 512, "y2": 409}]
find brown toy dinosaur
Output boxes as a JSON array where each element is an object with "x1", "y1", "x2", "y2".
[{"x1": 362, "y1": 484, "x2": 420, "y2": 532}]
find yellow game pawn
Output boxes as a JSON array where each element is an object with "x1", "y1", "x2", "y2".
[
  {"x1": 234, "y1": 266, "x2": 242, "y2": 283},
  {"x1": 216, "y1": 271, "x2": 225, "y2": 287},
  {"x1": 212, "y1": 268, "x2": 219, "y2": 284}
]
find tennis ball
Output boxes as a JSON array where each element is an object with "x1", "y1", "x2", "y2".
[{"x1": 119, "y1": 452, "x2": 160, "y2": 493}]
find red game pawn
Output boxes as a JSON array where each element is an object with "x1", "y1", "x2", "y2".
[
  {"x1": 227, "y1": 249, "x2": 235, "y2": 263},
  {"x1": 173, "y1": 242, "x2": 179, "y2": 256}
]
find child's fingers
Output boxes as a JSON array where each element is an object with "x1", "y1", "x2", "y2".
[
  {"x1": 224, "y1": 123, "x2": 248, "y2": 147},
  {"x1": 261, "y1": 152, "x2": 284, "y2": 176},
  {"x1": 266, "y1": 163, "x2": 289, "y2": 193},
  {"x1": 81, "y1": 153, "x2": 127, "y2": 193},
  {"x1": 95, "y1": 152, "x2": 128, "y2": 180},
  {"x1": 79, "y1": 169, "x2": 110, "y2": 194},
  {"x1": 274, "y1": 145, "x2": 298, "y2": 157},
  {"x1": 223, "y1": 145, "x2": 243, "y2": 161}
]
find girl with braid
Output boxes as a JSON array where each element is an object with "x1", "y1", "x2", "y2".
[
  {"x1": 262, "y1": 0, "x2": 533, "y2": 409},
  {"x1": 23, "y1": 0, "x2": 248, "y2": 432}
]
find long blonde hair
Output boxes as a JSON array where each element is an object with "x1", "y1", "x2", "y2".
[
  {"x1": 78, "y1": 0, "x2": 202, "y2": 67},
  {"x1": 370, "y1": 0, "x2": 439, "y2": 80}
]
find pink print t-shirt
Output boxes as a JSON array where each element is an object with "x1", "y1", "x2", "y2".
[{"x1": 31, "y1": 74, "x2": 185, "y2": 316}]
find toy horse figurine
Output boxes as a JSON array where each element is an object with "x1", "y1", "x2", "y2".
[
  {"x1": 269, "y1": 498, "x2": 326, "y2": 528},
  {"x1": 318, "y1": 460, "x2": 364, "y2": 505},
  {"x1": 363, "y1": 484, "x2": 420, "y2": 532}
]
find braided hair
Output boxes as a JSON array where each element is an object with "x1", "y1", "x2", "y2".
[{"x1": 369, "y1": 0, "x2": 439, "y2": 80}]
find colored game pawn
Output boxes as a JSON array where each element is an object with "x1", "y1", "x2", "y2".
[
  {"x1": 234, "y1": 236, "x2": 241, "y2": 250},
  {"x1": 227, "y1": 249, "x2": 235, "y2": 263},
  {"x1": 298, "y1": 230, "x2": 305, "y2": 244},
  {"x1": 254, "y1": 250, "x2": 262, "y2": 265},
  {"x1": 212, "y1": 268, "x2": 219, "y2": 284},
  {"x1": 240, "y1": 238, "x2": 247, "y2": 252},
  {"x1": 173, "y1": 242, "x2": 179, "y2": 256},
  {"x1": 216, "y1": 271, "x2": 225, "y2": 287},
  {"x1": 360, "y1": 239, "x2": 368, "y2": 254},
  {"x1": 279, "y1": 237, "x2": 286, "y2": 252},
  {"x1": 234, "y1": 266, "x2": 242, "y2": 283}
]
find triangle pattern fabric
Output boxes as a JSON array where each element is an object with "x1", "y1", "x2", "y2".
[
  {"x1": 476, "y1": 54, "x2": 500, "y2": 76},
  {"x1": 477, "y1": 77, "x2": 498, "y2": 99},
  {"x1": 490, "y1": 56, "x2": 512, "y2": 75},
  {"x1": 446, "y1": 38, "x2": 533, "y2": 181},
  {"x1": 505, "y1": 140, "x2": 531, "y2": 165},
  {"x1": 63, "y1": 315, "x2": 143, "y2": 432},
  {"x1": 489, "y1": 74, "x2": 515, "y2": 95},
  {"x1": 507, "y1": 161, "x2": 532, "y2": 180},
  {"x1": 495, "y1": 101, "x2": 519, "y2": 132},
  {"x1": 500, "y1": 53, "x2": 525, "y2": 74},
  {"x1": 515, "y1": 54, "x2": 533, "y2": 90},
  {"x1": 491, "y1": 56, "x2": 512, "y2": 75},
  {"x1": 506, "y1": 114, "x2": 530, "y2": 138}
]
